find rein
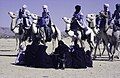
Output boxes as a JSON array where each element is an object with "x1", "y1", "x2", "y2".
[{"x1": 65, "y1": 29, "x2": 70, "y2": 33}]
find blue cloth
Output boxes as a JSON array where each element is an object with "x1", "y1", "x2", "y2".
[
  {"x1": 36, "y1": 17, "x2": 44, "y2": 27},
  {"x1": 37, "y1": 12, "x2": 51, "y2": 27},
  {"x1": 41, "y1": 12, "x2": 51, "y2": 26},
  {"x1": 42, "y1": 12, "x2": 50, "y2": 18},
  {"x1": 41, "y1": 17, "x2": 46, "y2": 26}
]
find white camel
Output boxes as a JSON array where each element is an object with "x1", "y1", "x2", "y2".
[
  {"x1": 62, "y1": 17, "x2": 83, "y2": 47},
  {"x1": 111, "y1": 19, "x2": 120, "y2": 59},
  {"x1": 62, "y1": 17, "x2": 95, "y2": 51},
  {"x1": 31, "y1": 13, "x2": 62, "y2": 52},
  {"x1": 8, "y1": 12, "x2": 27, "y2": 51},
  {"x1": 86, "y1": 14, "x2": 106, "y2": 57},
  {"x1": 86, "y1": 14, "x2": 99, "y2": 34}
]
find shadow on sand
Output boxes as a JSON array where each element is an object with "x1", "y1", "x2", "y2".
[
  {"x1": 0, "y1": 54, "x2": 16, "y2": 57},
  {"x1": 93, "y1": 56, "x2": 120, "y2": 61}
]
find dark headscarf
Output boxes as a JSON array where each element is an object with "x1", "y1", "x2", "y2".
[
  {"x1": 75, "y1": 5, "x2": 81, "y2": 14},
  {"x1": 116, "y1": 4, "x2": 120, "y2": 12}
]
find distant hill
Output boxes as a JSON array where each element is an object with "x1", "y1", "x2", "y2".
[
  {"x1": 0, "y1": 27, "x2": 14, "y2": 38},
  {"x1": 0, "y1": 27, "x2": 68, "y2": 38}
]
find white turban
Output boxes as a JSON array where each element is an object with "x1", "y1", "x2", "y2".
[
  {"x1": 22, "y1": 4, "x2": 27, "y2": 9},
  {"x1": 42, "y1": 5, "x2": 48, "y2": 9},
  {"x1": 104, "y1": 3, "x2": 109, "y2": 8},
  {"x1": 42, "y1": 5, "x2": 49, "y2": 12}
]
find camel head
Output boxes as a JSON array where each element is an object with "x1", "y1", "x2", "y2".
[
  {"x1": 62, "y1": 17, "x2": 75, "y2": 36},
  {"x1": 8, "y1": 12, "x2": 19, "y2": 34},
  {"x1": 62, "y1": 17, "x2": 71, "y2": 24},
  {"x1": 8, "y1": 12, "x2": 17, "y2": 18},
  {"x1": 31, "y1": 13, "x2": 39, "y2": 20},
  {"x1": 86, "y1": 14, "x2": 96, "y2": 22}
]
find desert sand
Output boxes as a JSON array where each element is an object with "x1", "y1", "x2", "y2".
[{"x1": 0, "y1": 38, "x2": 120, "y2": 78}]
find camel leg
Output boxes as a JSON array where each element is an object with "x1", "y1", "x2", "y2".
[
  {"x1": 113, "y1": 31, "x2": 120, "y2": 59},
  {"x1": 93, "y1": 33, "x2": 103, "y2": 58},
  {"x1": 77, "y1": 31, "x2": 84, "y2": 48},
  {"x1": 15, "y1": 35, "x2": 19, "y2": 51},
  {"x1": 89, "y1": 34, "x2": 96, "y2": 53},
  {"x1": 113, "y1": 42, "x2": 120, "y2": 59},
  {"x1": 52, "y1": 39, "x2": 56, "y2": 52},
  {"x1": 90, "y1": 32, "x2": 95, "y2": 47},
  {"x1": 116, "y1": 42, "x2": 120, "y2": 59},
  {"x1": 93, "y1": 41, "x2": 99, "y2": 59},
  {"x1": 103, "y1": 39, "x2": 112, "y2": 61},
  {"x1": 101, "y1": 42, "x2": 106, "y2": 55},
  {"x1": 98, "y1": 46, "x2": 102, "y2": 56},
  {"x1": 101, "y1": 31, "x2": 113, "y2": 61},
  {"x1": 18, "y1": 35, "x2": 23, "y2": 52}
]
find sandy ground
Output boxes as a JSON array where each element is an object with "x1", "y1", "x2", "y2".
[{"x1": 0, "y1": 38, "x2": 120, "y2": 78}]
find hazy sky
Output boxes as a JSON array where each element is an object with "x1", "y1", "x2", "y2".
[{"x1": 0, "y1": 0, "x2": 119, "y2": 31}]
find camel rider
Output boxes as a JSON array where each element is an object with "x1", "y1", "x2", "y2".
[
  {"x1": 112, "y1": 3, "x2": 120, "y2": 31},
  {"x1": 99, "y1": 3, "x2": 112, "y2": 32},
  {"x1": 112, "y1": 4, "x2": 120, "y2": 58},
  {"x1": 17, "y1": 4, "x2": 32, "y2": 30},
  {"x1": 71, "y1": 5, "x2": 87, "y2": 38},
  {"x1": 98, "y1": 4, "x2": 112, "y2": 53},
  {"x1": 41, "y1": 5, "x2": 52, "y2": 41},
  {"x1": 17, "y1": 4, "x2": 32, "y2": 41}
]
